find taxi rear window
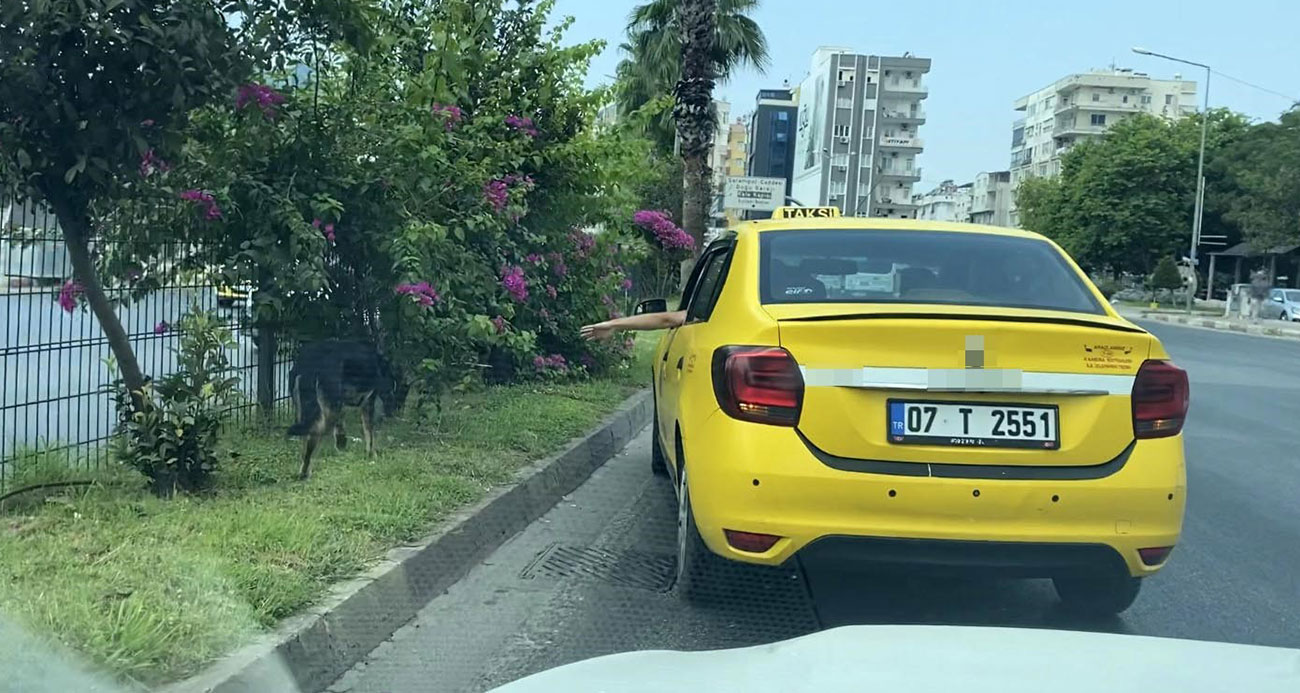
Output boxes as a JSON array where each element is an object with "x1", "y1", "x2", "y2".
[{"x1": 759, "y1": 229, "x2": 1104, "y2": 315}]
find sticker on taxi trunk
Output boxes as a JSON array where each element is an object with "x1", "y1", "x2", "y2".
[{"x1": 1083, "y1": 344, "x2": 1135, "y2": 371}]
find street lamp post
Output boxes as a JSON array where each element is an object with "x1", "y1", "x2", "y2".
[{"x1": 1132, "y1": 47, "x2": 1211, "y2": 314}]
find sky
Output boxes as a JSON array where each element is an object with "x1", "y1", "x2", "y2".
[{"x1": 547, "y1": 0, "x2": 1300, "y2": 191}]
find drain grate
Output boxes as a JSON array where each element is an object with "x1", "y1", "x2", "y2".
[{"x1": 520, "y1": 544, "x2": 675, "y2": 591}]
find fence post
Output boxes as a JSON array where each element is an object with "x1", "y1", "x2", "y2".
[{"x1": 256, "y1": 324, "x2": 277, "y2": 421}]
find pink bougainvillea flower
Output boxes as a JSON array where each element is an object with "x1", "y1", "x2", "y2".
[
  {"x1": 57, "y1": 280, "x2": 82, "y2": 313},
  {"x1": 620, "y1": 278, "x2": 633, "y2": 291},
  {"x1": 505, "y1": 114, "x2": 538, "y2": 137},
  {"x1": 431, "y1": 104, "x2": 463, "y2": 131},
  {"x1": 154, "y1": 320, "x2": 170, "y2": 335},
  {"x1": 634, "y1": 209, "x2": 694, "y2": 251},
  {"x1": 236, "y1": 83, "x2": 285, "y2": 119},
  {"x1": 180, "y1": 189, "x2": 222, "y2": 220},
  {"x1": 483, "y1": 179, "x2": 509, "y2": 213},
  {"x1": 323, "y1": 223, "x2": 336, "y2": 243},
  {"x1": 534, "y1": 353, "x2": 568, "y2": 372},
  {"x1": 545, "y1": 284, "x2": 557, "y2": 299},
  {"x1": 491, "y1": 315, "x2": 507, "y2": 334},
  {"x1": 140, "y1": 119, "x2": 156, "y2": 127},
  {"x1": 551, "y1": 262, "x2": 568, "y2": 279},
  {"x1": 600, "y1": 294, "x2": 614, "y2": 306},
  {"x1": 569, "y1": 230, "x2": 596, "y2": 254},
  {"x1": 500, "y1": 265, "x2": 528, "y2": 301},
  {"x1": 138, "y1": 149, "x2": 169, "y2": 177},
  {"x1": 525, "y1": 253, "x2": 542, "y2": 265},
  {"x1": 312, "y1": 218, "x2": 322, "y2": 228},
  {"x1": 395, "y1": 281, "x2": 441, "y2": 308}
]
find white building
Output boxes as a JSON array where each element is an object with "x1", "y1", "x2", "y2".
[
  {"x1": 710, "y1": 100, "x2": 731, "y2": 193},
  {"x1": 791, "y1": 47, "x2": 931, "y2": 218},
  {"x1": 914, "y1": 180, "x2": 971, "y2": 223},
  {"x1": 1010, "y1": 68, "x2": 1196, "y2": 185},
  {"x1": 968, "y1": 171, "x2": 1013, "y2": 227}
]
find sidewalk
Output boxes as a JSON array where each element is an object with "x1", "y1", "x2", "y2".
[{"x1": 1115, "y1": 305, "x2": 1300, "y2": 340}]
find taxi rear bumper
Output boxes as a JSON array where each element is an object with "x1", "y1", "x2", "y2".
[{"x1": 680, "y1": 412, "x2": 1186, "y2": 578}]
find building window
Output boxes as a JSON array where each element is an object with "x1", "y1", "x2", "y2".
[
  {"x1": 777, "y1": 111, "x2": 789, "y2": 121},
  {"x1": 1122, "y1": 95, "x2": 1129, "y2": 103},
  {"x1": 1165, "y1": 94, "x2": 1175, "y2": 105},
  {"x1": 862, "y1": 125, "x2": 873, "y2": 139},
  {"x1": 1090, "y1": 114, "x2": 1106, "y2": 126},
  {"x1": 1028, "y1": 104, "x2": 1036, "y2": 115},
  {"x1": 1142, "y1": 95, "x2": 1152, "y2": 104},
  {"x1": 1092, "y1": 92, "x2": 1100, "y2": 102}
]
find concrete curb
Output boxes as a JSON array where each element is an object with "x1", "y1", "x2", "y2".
[
  {"x1": 1135, "y1": 312, "x2": 1300, "y2": 340},
  {"x1": 162, "y1": 390, "x2": 654, "y2": 693}
]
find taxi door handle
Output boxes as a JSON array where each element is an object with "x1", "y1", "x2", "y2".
[{"x1": 675, "y1": 356, "x2": 684, "y2": 371}]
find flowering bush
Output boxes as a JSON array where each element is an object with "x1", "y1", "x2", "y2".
[{"x1": 634, "y1": 209, "x2": 694, "y2": 252}]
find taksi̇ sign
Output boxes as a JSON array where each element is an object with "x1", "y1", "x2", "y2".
[{"x1": 724, "y1": 176, "x2": 786, "y2": 211}]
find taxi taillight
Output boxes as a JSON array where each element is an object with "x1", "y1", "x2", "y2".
[
  {"x1": 712, "y1": 347, "x2": 803, "y2": 426},
  {"x1": 1132, "y1": 360, "x2": 1189, "y2": 439}
]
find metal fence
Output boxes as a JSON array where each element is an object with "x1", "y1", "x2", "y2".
[{"x1": 0, "y1": 196, "x2": 295, "y2": 494}]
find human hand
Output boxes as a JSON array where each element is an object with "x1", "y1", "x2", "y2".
[{"x1": 580, "y1": 321, "x2": 614, "y2": 341}]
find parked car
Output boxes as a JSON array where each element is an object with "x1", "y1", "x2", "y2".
[{"x1": 1264, "y1": 288, "x2": 1300, "y2": 321}]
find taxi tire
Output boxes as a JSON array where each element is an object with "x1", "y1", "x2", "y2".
[
  {"x1": 675, "y1": 469, "x2": 726, "y2": 604},
  {"x1": 1052, "y1": 574, "x2": 1142, "y2": 614},
  {"x1": 650, "y1": 412, "x2": 669, "y2": 477}
]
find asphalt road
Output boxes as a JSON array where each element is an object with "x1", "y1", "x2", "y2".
[{"x1": 327, "y1": 321, "x2": 1300, "y2": 693}]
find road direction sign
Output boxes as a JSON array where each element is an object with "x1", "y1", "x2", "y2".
[{"x1": 724, "y1": 176, "x2": 785, "y2": 211}]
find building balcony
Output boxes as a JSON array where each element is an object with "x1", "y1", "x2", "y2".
[
  {"x1": 877, "y1": 166, "x2": 921, "y2": 182},
  {"x1": 884, "y1": 81, "x2": 929, "y2": 98},
  {"x1": 1055, "y1": 123, "x2": 1108, "y2": 137},
  {"x1": 880, "y1": 108, "x2": 926, "y2": 123},
  {"x1": 878, "y1": 135, "x2": 923, "y2": 150}
]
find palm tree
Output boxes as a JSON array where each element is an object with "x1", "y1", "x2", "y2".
[{"x1": 617, "y1": 0, "x2": 769, "y2": 252}]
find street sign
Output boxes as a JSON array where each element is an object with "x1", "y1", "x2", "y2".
[{"x1": 724, "y1": 176, "x2": 786, "y2": 211}]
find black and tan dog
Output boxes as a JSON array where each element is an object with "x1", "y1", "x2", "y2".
[{"x1": 287, "y1": 340, "x2": 395, "y2": 479}]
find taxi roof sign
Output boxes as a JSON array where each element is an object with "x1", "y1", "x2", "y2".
[{"x1": 770, "y1": 206, "x2": 841, "y2": 219}]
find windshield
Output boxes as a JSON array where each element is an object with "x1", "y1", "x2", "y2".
[
  {"x1": 760, "y1": 229, "x2": 1104, "y2": 314},
  {"x1": 6, "y1": 0, "x2": 1300, "y2": 691}
]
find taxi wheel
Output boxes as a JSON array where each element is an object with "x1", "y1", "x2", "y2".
[
  {"x1": 1052, "y1": 574, "x2": 1142, "y2": 614},
  {"x1": 675, "y1": 469, "x2": 726, "y2": 603},
  {"x1": 650, "y1": 412, "x2": 668, "y2": 477}
]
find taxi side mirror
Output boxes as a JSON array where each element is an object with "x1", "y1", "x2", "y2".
[{"x1": 634, "y1": 298, "x2": 668, "y2": 315}]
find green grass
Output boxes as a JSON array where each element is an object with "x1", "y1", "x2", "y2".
[{"x1": 0, "y1": 340, "x2": 655, "y2": 686}]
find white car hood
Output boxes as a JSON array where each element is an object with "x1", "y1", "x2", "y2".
[{"x1": 492, "y1": 625, "x2": 1300, "y2": 693}]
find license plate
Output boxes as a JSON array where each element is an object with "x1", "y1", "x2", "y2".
[{"x1": 887, "y1": 400, "x2": 1060, "y2": 449}]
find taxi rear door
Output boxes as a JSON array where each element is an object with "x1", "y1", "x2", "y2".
[{"x1": 657, "y1": 243, "x2": 734, "y2": 481}]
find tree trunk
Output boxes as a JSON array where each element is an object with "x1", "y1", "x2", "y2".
[
  {"x1": 51, "y1": 199, "x2": 148, "y2": 398},
  {"x1": 674, "y1": 0, "x2": 717, "y2": 265}
]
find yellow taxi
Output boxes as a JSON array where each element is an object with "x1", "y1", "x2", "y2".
[{"x1": 646, "y1": 207, "x2": 1188, "y2": 613}]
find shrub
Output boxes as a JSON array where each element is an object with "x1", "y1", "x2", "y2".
[
  {"x1": 111, "y1": 311, "x2": 240, "y2": 496},
  {"x1": 1150, "y1": 257, "x2": 1183, "y2": 292}
]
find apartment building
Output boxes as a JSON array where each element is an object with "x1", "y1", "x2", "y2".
[
  {"x1": 914, "y1": 180, "x2": 972, "y2": 223},
  {"x1": 790, "y1": 47, "x2": 931, "y2": 218},
  {"x1": 969, "y1": 170, "x2": 1013, "y2": 227},
  {"x1": 746, "y1": 87, "x2": 798, "y2": 201},
  {"x1": 726, "y1": 119, "x2": 748, "y2": 177},
  {"x1": 1010, "y1": 68, "x2": 1197, "y2": 185},
  {"x1": 710, "y1": 100, "x2": 732, "y2": 194}
]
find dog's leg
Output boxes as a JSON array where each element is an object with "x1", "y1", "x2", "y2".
[
  {"x1": 360, "y1": 392, "x2": 377, "y2": 458},
  {"x1": 300, "y1": 384, "x2": 337, "y2": 480},
  {"x1": 335, "y1": 418, "x2": 348, "y2": 450}
]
